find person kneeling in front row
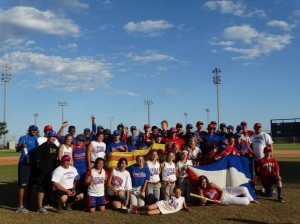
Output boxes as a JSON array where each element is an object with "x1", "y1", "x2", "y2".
[{"x1": 51, "y1": 155, "x2": 84, "y2": 213}]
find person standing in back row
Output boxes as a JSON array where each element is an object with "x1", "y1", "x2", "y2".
[{"x1": 16, "y1": 125, "x2": 39, "y2": 213}]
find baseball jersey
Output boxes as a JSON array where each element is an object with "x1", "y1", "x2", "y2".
[
  {"x1": 146, "y1": 160, "x2": 160, "y2": 183},
  {"x1": 72, "y1": 144, "x2": 87, "y2": 179},
  {"x1": 18, "y1": 134, "x2": 38, "y2": 164},
  {"x1": 177, "y1": 160, "x2": 193, "y2": 178},
  {"x1": 89, "y1": 141, "x2": 106, "y2": 161},
  {"x1": 257, "y1": 157, "x2": 280, "y2": 186},
  {"x1": 52, "y1": 165, "x2": 79, "y2": 190},
  {"x1": 156, "y1": 196, "x2": 185, "y2": 214},
  {"x1": 201, "y1": 185, "x2": 220, "y2": 200},
  {"x1": 106, "y1": 141, "x2": 127, "y2": 157},
  {"x1": 60, "y1": 144, "x2": 73, "y2": 158},
  {"x1": 87, "y1": 168, "x2": 106, "y2": 196},
  {"x1": 128, "y1": 165, "x2": 151, "y2": 188},
  {"x1": 162, "y1": 162, "x2": 176, "y2": 182}
]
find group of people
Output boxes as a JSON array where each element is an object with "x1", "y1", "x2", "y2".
[{"x1": 15, "y1": 117, "x2": 284, "y2": 215}]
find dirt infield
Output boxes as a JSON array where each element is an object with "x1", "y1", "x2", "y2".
[{"x1": 0, "y1": 150, "x2": 299, "y2": 166}]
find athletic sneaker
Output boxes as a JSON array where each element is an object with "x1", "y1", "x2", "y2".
[
  {"x1": 130, "y1": 204, "x2": 138, "y2": 210},
  {"x1": 121, "y1": 205, "x2": 127, "y2": 210},
  {"x1": 278, "y1": 197, "x2": 284, "y2": 203},
  {"x1": 66, "y1": 203, "x2": 72, "y2": 211},
  {"x1": 16, "y1": 207, "x2": 29, "y2": 213},
  {"x1": 56, "y1": 205, "x2": 64, "y2": 213},
  {"x1": 37, "y1": 207, "x2": 48, "y2": 214},
  {"x1": 127, "y1": 209, "x2": 137, "y2": 214}
]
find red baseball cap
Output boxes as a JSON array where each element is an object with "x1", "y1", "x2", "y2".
[
  {"x1": 264, "y1": 146, "x2": 272, "y2": 152},
  {"x1": 240, "y1": 121, "x2": 247, "y2": 126},
  {"x1": 170, "y1": 127, "x2": 176, "y2": 133},
  {"x1": 207, "y1": 124, "x2": 215, "y2": 130},
  {"x1": 44, "y1": 125, "x2": 53, "y2": 132},
  {"x1": 254, "y1": 123, "x2": 262, "y2": 129},
  {"x1": 144, "y1": 124, "x2": 150, "y2": 129},
  {"x1": 196, "y1": 121, "x2": 204, "y2": 127},
  {"x1": 176, "y1": 123, "x2": 182, "y2": 128}
]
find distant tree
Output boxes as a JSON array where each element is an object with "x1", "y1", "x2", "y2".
[{"x1": 0, "y1": 122, "x2": 8, "y2": 139}]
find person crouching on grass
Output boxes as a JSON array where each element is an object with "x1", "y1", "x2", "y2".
[
  {"x1": 256, "y1": 146, "x2": 284, "y2": 203},
  {"x1": 128, "y1": 185, "x2": 191, "y2": 215},
  {"x1": 51, "y1": 155, "x2": 84, "y2": 213}
]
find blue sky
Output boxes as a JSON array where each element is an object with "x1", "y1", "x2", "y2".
[{"x1": 0, "y1": 0, "x2": 300, "y2": 141}]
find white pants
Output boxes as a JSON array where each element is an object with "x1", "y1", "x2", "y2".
[
  {"x1": 222, "y1": 186, "x2": 253, "y2": 205},
  {"x1": 130, "y1": 186, "x2": 145, "y2": 206}
]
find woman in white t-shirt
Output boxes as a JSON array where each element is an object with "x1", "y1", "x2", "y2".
[
  {"x1": 146, "y1": 150, "x2": 161, "y2": 204},
  {"x1": 176, "y1": 150, "x2": 193, "y2": 204},
  {"x1": 85, "y1": 157, "x2": 107, "y2": 212},
  {"x1": 57, "y1": 134, "x2": 73, "y2": 165},
  {"x1": 86, "y1": 132, "x2": 106, "y2": 170},
  {"x1": 128, "y1": 185, "x2": 190, "y2": 215},
  {"x1": 160, "y1": 151, "x2": 176, "y2": 200},
  {"x1": 185, "y1": 136, "x2": 202, "y2": 166},
  {"x1": 106, "y1": 158, "x2": 132, "y2": 209}
]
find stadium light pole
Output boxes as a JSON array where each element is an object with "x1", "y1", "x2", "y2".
[
  {"x1": 58, "y1": 101, "x2": 68, "y2": 135},
  {"x1": 212, "y1": 68, "x2": 221, "y2": 130},
  {"x1": 184, "y1": 113, "x2": 188, "y2": 127},
  {"x1": 33, "y1": 113, "x2": 39, "y2": 126},
  {"x1": 144, "y1": 99, "x2": 153, "y2": 125},
  {"x1": 108, "y1": 117, "x2": 114, "y2": 131},
  {"x1": 205, "y1": 108, "x2": 210, "y2": 127},
  {"x1": 1, "y1": 64, "x2": 12, "y2": 148}
]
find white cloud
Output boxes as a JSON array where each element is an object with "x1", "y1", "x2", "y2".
[
  {"x1": 163, "y1": 88, "x2": 181, "y2": 95},
  {"x1": 99, "y1": 23, "x2": 114, "y2": 31},
  {"x1": 219, "y1": 25, "x2": 292, "y2": 59},
  {"x1": 111, "y1": 91, "x2": 138, "y2": 97},
  {"x1": 0, "y1": 51, "x2": 113, "y2": 91},
  {"x1": 209, "y1": 40, "x2": 234, "y2": 46},
  {"x1": 58, "y1": 0, "x2": 89, "y2": 10},
  {"x1": 204, "y1": 1, "x2": 266, "y2": 18},
  {"x1": 204, "y1": 0, "x2": 246, "y2": 17},
  {"x1": 267, "y1": 20, "x2": 295, "y2": 31},
  {"x1": 124, "y1": 20, "x2": 174, "y2": 36},
  {"x1": 0, "y1": 6, "x2": 80, "y2": 46},
  {"x1": 59, "y1": 43, "x2": 78, "y2": 50},
  {"x1": 223, "y1": 25, "x2": 259, "y2": 43},
  {"x1": 127, "y1": 52, "x2": 175, "y2": 63}
]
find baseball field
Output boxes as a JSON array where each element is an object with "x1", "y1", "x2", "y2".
[{"x1": 0, "y1": 144, "x2": 300, "y2": 224}]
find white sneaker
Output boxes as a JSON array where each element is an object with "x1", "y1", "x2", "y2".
[
  {"x1": 16, "y1": 207, "x2": 29, "y2": 213},
  {"x1": 121, "y1": 205, "x2": 127, "y2": 210}
]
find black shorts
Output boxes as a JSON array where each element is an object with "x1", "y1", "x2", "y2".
[
  {"x1": 54, "y1": 189, "x2": 83, "y2": 199},
  {"x1": 37, "y1": 172, "x2": 52, "y2": 193},
  {"x1": 18, "y1": 163, "x2": 31, "y2": 188}
]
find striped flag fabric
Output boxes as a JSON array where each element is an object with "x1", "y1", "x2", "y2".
[
  {"x1": 107, "y1": 143, "x2": 165, "y2": 168},
  {"x1": 187, "y1": 155, "x2": 256, "y2": 199}
]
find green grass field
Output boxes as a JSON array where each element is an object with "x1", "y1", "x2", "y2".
[{"x1": 1, "y1": 147, "x2": 300, "y2": 224}]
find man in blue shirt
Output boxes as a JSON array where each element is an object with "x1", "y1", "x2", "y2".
[{"x1": 16, "y1": 125, "x2": 39, "y2": 213}]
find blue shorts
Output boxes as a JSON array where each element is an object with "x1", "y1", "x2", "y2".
[{"x1": 87, "y1": 195, "x2": 106, "y2": 207}]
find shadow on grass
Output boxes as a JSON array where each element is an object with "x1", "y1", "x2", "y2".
[
  {"x1": 278, "y1": 161, "x2": 300, "y2": 184},
  {"x1": 0, "y1": 181, "x2": 18, "y2": 210},
  {"x1": 223, "y1": 218, "x2": 269, "y2": 224}
]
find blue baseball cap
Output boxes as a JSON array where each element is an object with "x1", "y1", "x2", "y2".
[
  {"x1": 227, "y1": 125, "x2": 234, "y2": 130},
  {"x1": 130, "y1": 126, "x2": 137, "y2": 130},
  {"x1": 76, "y1": 134, "x2": 86, "y2": 142},
  {"x1": 186, "y1": 124, "x2": 193, "y2": 129},
  {"x1": 28, "y1": 125, "x2": 38, "y2": 131},
  {"x1": 97, "y1": 125, "x2": 104, "y2": 129},
  {"x1": 156, "y1": 133, "x2": 163, "y2": 138},
  {"x1": 48, "y1": 130, "x2": 57, "y2": 137},
  {"x1": 84, "y1": 128, "x2": 91, "y2": 132},
  {"x1": 236, "y1": 125, "x2": 243, "y2": 131},
  {"x1": 113, "y1": 130, "x2": 121, "y2": 136},
  {"x1": 220, "y1": 123, "x2": 227, "y2": 128},
  {"x1": 139, "y1": 132, "x2": 145, "y2": 137}
]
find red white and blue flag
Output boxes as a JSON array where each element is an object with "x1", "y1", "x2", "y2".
[{"x1": 187, "y1": 155, "x2": 256, "y2": 199}]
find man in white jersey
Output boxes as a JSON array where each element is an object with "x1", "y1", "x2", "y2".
[{"x1": 51, "y1": 155, "x2": 84, "y2": 213}]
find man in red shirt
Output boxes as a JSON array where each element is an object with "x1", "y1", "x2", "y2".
[{"x1": 256, "y1": 146, "x2": 284, "y2": 202}]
